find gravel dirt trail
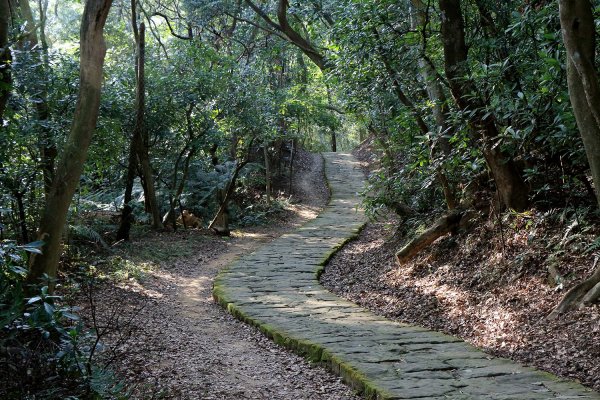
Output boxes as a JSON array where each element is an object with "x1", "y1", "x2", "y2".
[{"x1": 89, "y1": 151, "x2": 360, "y2": 399}]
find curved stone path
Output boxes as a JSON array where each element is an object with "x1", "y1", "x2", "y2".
[{"x1": 213, "y1": 153, "x2": 600, "y2": 400}]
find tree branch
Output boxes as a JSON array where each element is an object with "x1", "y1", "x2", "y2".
[{"x1": 152, "y1": 12, "x2": 191, "y2": 40}]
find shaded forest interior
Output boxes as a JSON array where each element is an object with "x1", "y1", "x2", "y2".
[{"x1": 1, "y1": 0, "x2": 600, "y2": 398}]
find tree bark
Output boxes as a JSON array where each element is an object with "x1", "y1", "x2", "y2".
[
  {"x1": 264, "y1": 144, "x2": 271, "y2": 205},
  {"x1": 0, "y1": 0, "x2": 11, "y2": 122},
  {"x1": 14, "y1": 190, "x2": 29, "y2": 244},
  {"x1": 288, "y1": 138, "x2": 295, "y2": 194},
  {"x1": 374, "y1": 25, "x2": 456, "y2": 209},
  {"x1": 27, "y1": 0, "x2": 113, "y2": 284},
  {"x1": 133, "y1": 22, "x2": 162, "y2": 229},
  {"x1": 162, "y1": 147, "x2": 196, "y2": 225},
  {"x1": 549, "y1": 258, "x2": 600, "y2": 319},
  {"x1": 208, "y1": 160, "x2": 248, "y2": 235},
  {"x1": 18, "y1": 0, "x2": 56, "y2": 197},
  {"x1": 396, "y1": 210, "x2": 464, "y2": 264},
  {"x1": 559, "y1": 0, "x2": 600, "y2": 207},
  {"x1": 331, "y1": 129, "x2": 337, "y2": 152},
  {"x1": 244, "y1": 0, "x2": 327, "y2": 70},
  {"x1": 163, "y1": 104, "x2": 199, "y2": 225},
  {"x1": 410, "y1": 0, "x2": 456, "y2": 209},
  {"x1": 116, "y1": 137, "x2": 137, "y2": 241},
  {"x1": 438, "y1": 0, "x2": 528, "y2": 211}
]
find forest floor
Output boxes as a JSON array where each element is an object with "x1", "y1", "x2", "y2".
[
  {"x1": 76, "y1": 150, "x2": 360, "y2": 399},
  {"x1": 75, "y1": 143, "x2": 600, "y2": 398},
  {"x1": 321, "y1": 137, "x2": 600, "y2": 393}
]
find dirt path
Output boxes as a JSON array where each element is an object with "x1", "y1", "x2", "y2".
[{"x1": 89, "y1": 152, "x2": 360, "y2": 399}]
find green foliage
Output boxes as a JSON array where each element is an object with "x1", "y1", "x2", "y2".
[{"x1": 0, "y1": 241, "x2": 126, "y2": 399}]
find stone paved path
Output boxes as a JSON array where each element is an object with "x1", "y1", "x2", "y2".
[{"x1": 213, "y1": 153, "x2": 600, "y2": 400}]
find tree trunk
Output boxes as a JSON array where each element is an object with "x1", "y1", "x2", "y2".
[
  {"x1": 275, "y1": 0, "x2": 325, "y2": 70},
  {"x1": 27, "y1": 0, "x2": 113, "y2": 285},
  {"x1": 549, "y1": 258, "x2": 600, "y2": 319},
  {"x1": 163, "y1": 104, "x2": 198, "y2": 226},
  {"x1": 373, "y1": 25, "x2": 456, "y2": 209},
  {"x1": 438, "y1": 0, "x2": 528, "y2": 211},
  {"x1": 162, "y1": 146, "x2": 196, "y2": 225},
  {"x1": 410, "y1": 0, "x2": 456, "y2": 209},
  {"x1": 133, "y1": 22, "x2": 162, "y2": 229},
  {"x1": 14, "y1": 191, "x2": 29, "y2": 244},
  {"x1": 18, "y1": 0, "x2": 56, "y2": 197},
  {"x1": 331, "y1": 129, "x2": 337, "y2": 152},
  {"x1": 209, "y1": 160, "x2": 248, "y2": 235},
  {"x1": 396, "y1": 210, "x2": 465, "y2": 264},
  {"x1": 264, "y1": 144, "x2": 271, "y2": 205},
  {"x1": 244, "y1": 0, "x2": 327, "y2": 70},
  {"x1": 116, "y1": 138, "x2": 137, "y2": 241},
  {"x1": 559, "y1": 0, "x2": 600, "y2": 207},
  {"x1": 0, "y1": 0, "x2": 11, "y2": 122},
  {"x1": 209, "y1": 138, "x2": 254, "y2": 234},
  {"x1": 288, "y1": 138, "x2": 295, "y2": 194}
]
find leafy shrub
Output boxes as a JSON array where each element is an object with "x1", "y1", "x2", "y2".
[{"x1": 0, "y1": 241, "x2": 125, "y2": 399}]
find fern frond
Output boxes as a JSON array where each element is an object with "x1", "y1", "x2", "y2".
[{"x1": 69, "y1": 225, "x2": 109, "y2": 249}]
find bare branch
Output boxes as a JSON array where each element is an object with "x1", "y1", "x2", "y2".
[{"x1": 152, "y1": 12, "x2": 192, "y2": 40}]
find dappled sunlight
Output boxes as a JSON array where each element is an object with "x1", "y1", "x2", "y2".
[
  {"x1": 179, "y1": 276, "x2": 212, "y2": 302},
  {"x1": 329, "y1": 235, "x2": 386, "y2": 261},
  {"x1": 286, "y1": 203, "x2": 322, "y2": 221},
  {"x1": 386, "y1": 261, "x2": 522, "y2": 347},
  {"x1": 231, "y1": 230, "x2": 274, "y2": 240}
]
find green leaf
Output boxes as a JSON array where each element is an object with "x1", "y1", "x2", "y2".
[
  {"x1": 62, "y1": 311, "x2": 80, "y2": 321},
  {"x1": 18, "y1": 241, "x2": 45, "y2": 254},
  {"x1": 43, "y1": 302, "x2": 55, "y2": 316},
  {"x1": 27, "y1": 296, "x2": 42, "y2": 304}
]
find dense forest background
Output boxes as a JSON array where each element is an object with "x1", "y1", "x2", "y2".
[{"x1": 2, "y1": 0, "x2": 600, "y2": 398}]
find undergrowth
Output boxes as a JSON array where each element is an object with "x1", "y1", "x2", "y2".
[{"x1": 0, "y1": 241, "x2": 128, "y2": 399}]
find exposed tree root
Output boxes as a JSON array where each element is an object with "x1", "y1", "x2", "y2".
[
  {"x1": 582, "y1": 282, "x2": 600, "y2": 307},
  {"x1": 395, "y1": 209, "x2": 466, "y2": 265},
  {"x1": 548, "y1": 257, "x2": 600, "y2": 319}
]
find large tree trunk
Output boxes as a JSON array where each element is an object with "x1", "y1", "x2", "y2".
[
  {"x1": 559, "y1": 0, "x2": 600, "y2": 207},
  {"x1": 438, "y1": 0, "x2": 528, "y2": 211},
  {"x1": 27, "y1": 0, "x2": 113, "y2": 284}
]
